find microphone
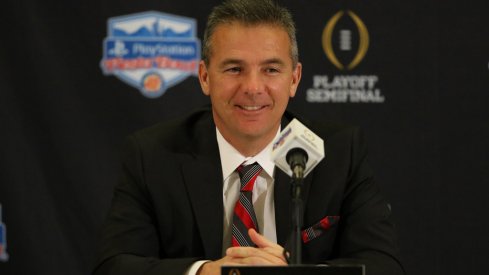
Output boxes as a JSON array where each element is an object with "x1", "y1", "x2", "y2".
[
  {"x1": 271, "y1": 118, "x2": 325, "y2": 179},
  {"x1": 286, "y1": 147, "x2": 308, "y2": 179},
  {"x1": 271, "y1": 118, "x2": 324, "y2": 265}
]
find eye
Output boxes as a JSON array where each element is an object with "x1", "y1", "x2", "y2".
[
  {"x1": 225, "y1": 67, "x2": 241, "y2": 73},
  {"x1": 265, "y1": 67, "x2": 280, "y2": 74}
]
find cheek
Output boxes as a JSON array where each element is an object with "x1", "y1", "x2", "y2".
[
  {"x1": 268, "y1": 77, "x2": 294, "y2": 95},
  {"x1": 269, "y1": 84, "x2": 293, "y2": 102},
  {"x1": 212, "y1": 83, "x2": 240, "y2": 102}
]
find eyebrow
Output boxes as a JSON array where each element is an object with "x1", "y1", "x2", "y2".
[
  {"x1": 219, "y1": 58, "x2": 286, "y2": 68},
  {"x1": 219, "y1": 59, "x2": 243, "y2": 68},
  {"x1": 261, "y1": 58, "x2": 286, "y2": 67}
]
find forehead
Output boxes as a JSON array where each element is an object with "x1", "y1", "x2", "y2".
[{"x1": 208, "y1": 22, "x2": 292, "y2": 65}]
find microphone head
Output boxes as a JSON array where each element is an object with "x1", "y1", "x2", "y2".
[
  {"x1": 271, "y1": 118, "x2": 324, "y2": 178},
  {"x1": 286, "y1": 147, "x2": 309, "y2": 169}
]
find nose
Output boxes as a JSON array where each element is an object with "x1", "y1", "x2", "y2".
[{"x1": 242, "y1": 71, "x2": 264, "y2": 95}]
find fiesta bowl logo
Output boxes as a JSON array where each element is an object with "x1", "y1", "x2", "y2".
[
  {"x1": 100, "y1": 11, "x2": 200, "y2": 98},
  {"x1": 307, "y1": 10, "x2": 384, "y2": 103},
  {"x1": 0, "y1": 204, "x2": 8, "y2": 262}
]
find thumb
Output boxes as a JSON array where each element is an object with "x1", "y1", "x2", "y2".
[{"x1": 248, "y1": 228, "x2": 276, "y2": 248}]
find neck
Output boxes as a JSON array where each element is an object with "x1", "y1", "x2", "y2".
[
  {"x1": 217, "y1": 127, "x2": 278, "y2": 157},
  {"x1": 233, "y1": 136, "x2": 273, "y2": 157}
]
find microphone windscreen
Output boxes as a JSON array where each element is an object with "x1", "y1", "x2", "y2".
[{"x1": 271, "y1": 119, "x2": 324, "y2": 178}]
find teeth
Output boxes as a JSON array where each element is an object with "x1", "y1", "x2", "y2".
[{"x1": 241, "y1": 105, "x2": 261, "y2": 111}]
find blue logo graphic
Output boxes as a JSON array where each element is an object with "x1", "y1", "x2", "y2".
[
  {"x1": 101, "y1": 11, "x2": 201, "y2": 98},
  {"x1": 0, "y1": 204, "x2": 8, "y2": 262}
]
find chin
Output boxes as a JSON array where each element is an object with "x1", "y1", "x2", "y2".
[{"x1": 239, "y1": 126, "x2": 271, "y2": 139}]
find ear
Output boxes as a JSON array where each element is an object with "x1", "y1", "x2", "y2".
[
  {"x1": 198, "y1": 60, "x2": 210, "y2": 96},
  {"x1": 289, "y1": 62, "x2": 302, "y2": 98}
]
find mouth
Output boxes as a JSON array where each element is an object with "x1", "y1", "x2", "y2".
[{"x1": 237, "y1": 105, "x2": 267, "y2": 111}]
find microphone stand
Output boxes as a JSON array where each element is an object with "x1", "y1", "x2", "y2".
[{"x1": 290, "y1": 165, "x2": 304, "y2": 265}]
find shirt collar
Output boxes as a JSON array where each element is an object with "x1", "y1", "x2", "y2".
[{"x1": 216, "y1": 127, "x2": 279, "y2": 181}]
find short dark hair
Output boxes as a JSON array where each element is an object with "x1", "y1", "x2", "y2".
[{"x1": 202, "y1": 0, "x2": 298, "y2": 67}]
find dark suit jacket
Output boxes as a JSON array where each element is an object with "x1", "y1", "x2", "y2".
[{"x1": 93, "y1": 106, "x2": 405, "y2": 275}]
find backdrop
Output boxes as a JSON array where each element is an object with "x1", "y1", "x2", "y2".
[{"x1": 1, "y1": 0, "x2": 488, "y2": 274}]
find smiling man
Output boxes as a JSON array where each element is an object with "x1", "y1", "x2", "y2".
[
  {"x1": 199, "y1": 21, "x2": 301, "y2": 158},
  {"x1": 93, "y1": 1, "x2": 405, "y2": 275}
]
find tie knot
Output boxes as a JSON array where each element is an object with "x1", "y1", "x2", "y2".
[{"x1": 237, "y1": 162, "x2": 262, "y2": 192}]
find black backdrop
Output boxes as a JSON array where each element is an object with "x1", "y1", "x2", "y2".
[{"x1": 1, "y1": 0, "x2": 488, "y2": 274}]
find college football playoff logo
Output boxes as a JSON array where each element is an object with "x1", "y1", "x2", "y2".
[{"x1": 322, "y1": 10, "x2": 369, "y2": 70}]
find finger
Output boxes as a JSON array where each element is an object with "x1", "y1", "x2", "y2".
[
  {"x1": 261, "y1": 246, "x2": 287, "y2": 261},
  {"x1": 227, "y1": 246, "x2": 287, "y2": 265},
  {"x1": 226, "y1": 246, "x2": 257, "y2": 258},
  {"x1": 231, "y1": 255, "x2": 288, "y2": 266},
  {"x1": 248, "y1": 229, "x2": 283, "y2": 250},
  {"x1": 247, "y1": 229, "x2": 287, "y2": 261}
]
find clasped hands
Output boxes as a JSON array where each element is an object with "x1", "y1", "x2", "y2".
[{"x1": 198, "y1": 228, "x2": 288, "y2": 275}]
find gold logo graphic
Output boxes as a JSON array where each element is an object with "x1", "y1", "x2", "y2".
[
  {"x1": 322, "y1": 10, "x2": 369, "y2": 70},
  {"x1": 228, "y1": 269, "x2": 241, "y2": 275}
]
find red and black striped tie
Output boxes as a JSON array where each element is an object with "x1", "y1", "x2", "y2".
[{"x1": 231, "y1": 162, "x2": 262, "y2": 247}]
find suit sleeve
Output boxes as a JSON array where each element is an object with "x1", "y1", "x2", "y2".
[
  {"x1": 92, "y1": 135, "x2": 200, "y2": 275},
  {"x1": 325, "y1": 127, "x2": 406, "y2": 275}
]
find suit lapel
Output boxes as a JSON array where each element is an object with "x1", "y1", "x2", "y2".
[
  {"x1": 274, "y1": 169, "x2": 314, "y2": 244},
  {"x1": 182, "y1": 155, "x2": 223, "y2": 259},
  {"x1": 274, "y1": 169, "x2": 292, "y2": 246},
  {"x1": 181, "y1": 113, "x2": 224, "y2": 259}
]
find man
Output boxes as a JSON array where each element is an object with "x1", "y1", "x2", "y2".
[{"x1": 93, "y1": 1, "x2": 405, "y2": 275}]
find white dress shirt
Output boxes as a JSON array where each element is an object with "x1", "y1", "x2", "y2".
[
  {"x1": 217, "y1": 127, "x2": 278, "y2": 254},
  {"x1": 185, "y1": 127, "x2": 280, "y2": 275}
]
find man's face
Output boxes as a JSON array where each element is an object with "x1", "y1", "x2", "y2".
[{"x1": 199, "y1": 22, "x2": 302, "y2": 151}]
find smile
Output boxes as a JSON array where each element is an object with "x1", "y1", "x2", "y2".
[{"x1": 238, "y1": 105, "x2": 265, "y2": 111}]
